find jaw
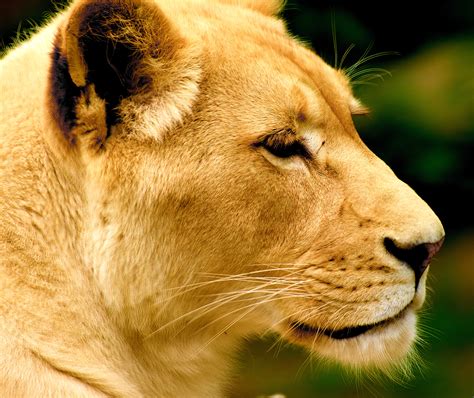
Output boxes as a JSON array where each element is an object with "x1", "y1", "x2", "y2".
[{"x1": 280, "y1": 307, "x2": 418, "y2": 369}]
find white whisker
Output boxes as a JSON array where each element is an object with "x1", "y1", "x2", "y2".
[{"x1": 195, "y1": 280, "x2": 307, "y2": 353}]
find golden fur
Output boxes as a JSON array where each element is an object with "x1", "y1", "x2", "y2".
[{"x1": 0, "y1": 0, "x2": 444, "y2": 396}]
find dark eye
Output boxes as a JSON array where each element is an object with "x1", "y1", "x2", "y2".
[{"x1": 255, "y1": 131, "x2": 312, "y2": 160}]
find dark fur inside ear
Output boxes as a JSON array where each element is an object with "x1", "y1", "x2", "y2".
[
  {"x1": 78, "y1": 2, "x2": 152, "y2": 126},
  {"x1": 49, "y1": 0, "x2": 166, "y2": 143},
  {"x1": 50, "y1": 44, "x2": 83, "y2": 143}
]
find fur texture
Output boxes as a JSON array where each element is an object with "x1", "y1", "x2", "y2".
[{"x1": 0, "y1": 0, "x2": 444, "y2": 396}]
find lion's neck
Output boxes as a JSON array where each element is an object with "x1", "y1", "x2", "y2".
[
  {"x1": 118, "y1": 330, "x2": 239, "y2": 397},
  {"x1": 0, "y1": 150, "x2": 237, "y2": 396},
  {"x1": 1, "y1": 21, "x2": 240, "y2": 397},
  {"x1": 0, "y1": 174, "x2": 238, "y2": 396}
]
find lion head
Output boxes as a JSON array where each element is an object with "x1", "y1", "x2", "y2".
[{"x1": 43, "y1": 0, "x2": 445, "y2": 383}]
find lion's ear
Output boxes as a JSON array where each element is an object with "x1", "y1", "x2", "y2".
[{"x1": 50, "y1": 0, "x2": 184, "y2": 148}]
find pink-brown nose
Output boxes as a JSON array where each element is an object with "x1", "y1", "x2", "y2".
[{"x1": 384, "y1": 237, "x2": 445, "y2": 289}]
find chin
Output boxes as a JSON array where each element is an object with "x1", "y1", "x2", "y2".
[{"x1": 283, "y1": 306, "x2": 418, "y2": 370}]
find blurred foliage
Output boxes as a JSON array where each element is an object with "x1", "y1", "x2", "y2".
[{"x1": 1, "y1": 0, "x2": 473, "y2": 397}]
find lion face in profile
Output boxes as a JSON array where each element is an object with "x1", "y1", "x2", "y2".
[{"x1": 0, "y1": 0, "x2": 445, "y2": 395}]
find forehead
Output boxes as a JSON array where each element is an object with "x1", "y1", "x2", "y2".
[{"x1": 163, "y1": 0, "x2": 358, "y2": 132}]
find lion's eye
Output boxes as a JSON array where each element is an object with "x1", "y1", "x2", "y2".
[{"x1": 256, "y1": 131, "x2": 312, "y2": 160}]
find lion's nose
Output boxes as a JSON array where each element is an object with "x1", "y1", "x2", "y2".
[{"x1": 384, "y1": 237, "x2": 444, "y2": 289}]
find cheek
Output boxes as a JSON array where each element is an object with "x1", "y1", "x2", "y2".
[
  {"x1": 163, "y1": 172, "x2": 302, "y2": 263},
  {"x1": 203, "y1": 168, "x2": 324, "y2": 260},
  {"x1": 152, "y1": 148, "x2": 331, "y2": 267}
]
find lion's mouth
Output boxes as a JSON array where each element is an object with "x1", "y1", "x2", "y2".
[{"x1": 289, "y1": 305, "x2": 410, "y2": 340}]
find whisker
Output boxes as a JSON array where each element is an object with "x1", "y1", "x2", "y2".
[
  {"x1": 201, "y1": 287, "x2": 308, "y2": 298},
  {"x1": 339, "y1": 43, "x2": 355, "y2": 70},
  {"x1": 145, "y1": 293, "x2": 243, "y2": 338},
  {"x1": 187, "y1": 280, "x2": 308, "y2": 332},
  {"x1": 346, "y1": 50, "x2": 399, "y2": 80},
  {"x1": 266, "y1": 306, "x2": 314, "y2": 352},
  {"x1": 352, "y1": 74, "x2": 387, "y2": 86},
  {"x1": 157, "y1": 268, "x2": 301, "y2": 307},
  {"x1": 331, "y1": 10, "x2": 338, "y2": 69},
  {"x1": 243, "y1": 262, "x2": 315, "y2": 268},
  {"x1": 166, "y1": 267, "x2": 297, "y2": 292},
  {"x1": 349, "y1": 67, "x2": 392, "y2": 80},
  {"x1": 193, "y1": 287, "x2": 308, "y2": 336},
  {"x1": 147, "y1": 277, "x2": 305, "y2": 338},
  {"x1": 347, "y1": 41, "x2": 374, "y2": 73},
  {"x1": 195, "y1": 281, "x2": 307, "y2": 352},
  {"x1": 197, "y1": 276, "x2": 301, "y2": 288},
  {"x1": 351, "y1": 80, "x2": 379, "y2": 87}
]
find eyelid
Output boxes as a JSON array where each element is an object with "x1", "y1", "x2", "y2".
[{"x1": 254, "y1": 129, "x2": 312, "y2": 160}]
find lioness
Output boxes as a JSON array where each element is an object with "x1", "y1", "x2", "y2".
[{"x1": 0, "y1": 0, "x2": 445, "y2": 396}]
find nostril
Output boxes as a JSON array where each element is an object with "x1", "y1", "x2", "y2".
[{"x1": 384, "y1": 237, "x2": 444, "y2": 289}]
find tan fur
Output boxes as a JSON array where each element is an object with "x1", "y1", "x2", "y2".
[{"x1": 0, "y1": 0, "x2": 444, "y2": 396}]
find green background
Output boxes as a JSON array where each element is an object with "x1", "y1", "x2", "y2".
[{"x1": 1, "y1": 1, "x2": 473, "y2": 397}]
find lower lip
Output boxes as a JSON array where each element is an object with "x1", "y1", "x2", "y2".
[{"x1": 290, "y1": 306, "x2": 410, "y2": 340}]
